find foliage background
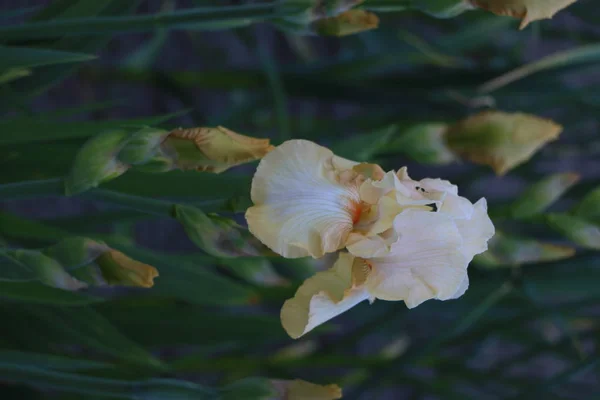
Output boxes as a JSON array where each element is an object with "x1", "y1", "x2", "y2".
[{"x1": 1, "y1": 0, "x2": 599, "y2": 399}]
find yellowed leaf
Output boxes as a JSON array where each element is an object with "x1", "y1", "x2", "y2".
[
  {"x1": 96, "y1": 250, "x2": 158, "y2": 288},
  {"x1": 314, "y1": 10, "x2": 379, "y2": 37},
  {"x1": 166, "y1": 126, "x2": 274, "y2": 173},
  {"x1": 445, "y1": 111, "x2": 562, "y2": 175},
  {"x1": 271, "y1": 379, "x2": 342, "y2": 400},
  {"x1": 471, "y1": 0, "x2": 577, "y2": 29}
]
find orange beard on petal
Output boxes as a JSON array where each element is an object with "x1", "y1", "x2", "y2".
[{"x1": 349, "y1": 201, "x2": 363, "y2": 225}]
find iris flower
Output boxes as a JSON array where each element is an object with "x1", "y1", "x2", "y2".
[{"x1": 246, "y1": 140, "x2": 494, "y2": 338}]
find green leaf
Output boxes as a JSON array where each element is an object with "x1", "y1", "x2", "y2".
[
  {"x1": 117, "y1": 246, "x2": 256, "y2": 306},
  {"x1": 0, "y1": 112, "x2": 185, "y2": 145},
  {"x1": 0, "y1": 350, "x2": 111, "y2": 371},
  {"x1": 20, "y1": 305, "x2": 162, "y2": 367},
  {"x1": 0, "y1": 281, "x2": 102, "y2": 306},
  {"x1": 573, "y1": 186, "x2": 600, "y2": 219},
  {"x1": 219, "y1": 378, "x2": 276, "y2": 400},
  {"x1": 0, "y1": 362, "x2": 214, "y2": 399},
  {"x1": 0, "y1": 210, "x2": 71, "y2": 242},
  {"x1": 0, "y1": 68, "x2": 31, "y2": 84},
  {"x1": 30, "y1": 0, "x2": 114, "y2": 21},
  {"x1": 474, "y1": 231, "x2": 576, "y2": 268},
  {"x1": 106, "y1": 170, "x2": 251, "y2": 200},
  {"x1": 332, "y1": 125, "x2": 396, "y2": 162},
  {"x1": 0, "y1": 46, "x2": 96, "y2": 70},
  {"x1": 510, "y1": 173, "x2": 580, "y2": 219},
  {"x1": 217, "y1": 257, "x2": 285, "y2": 286},
  {"x1": 100, "y1": 301, "x2": 286, "y2": 347},
  {"x1": 0, "y1": 4, "x2": 280, "y2": 40},
  {"x1": 173, "y1": 204, "x2": 264, "y2": 258},
  {"x1": 384, "y1": 123, "x2": 455, "y2": 164},
  {"x1": 546, "y1": 213, "x2": 600, "y2": 250},
  {"x1": 479, "y1": 43, "x2": 600, "y2": 93},
  {"x1": 412, "y1": 0, "x2": 473, "y2": 18}
]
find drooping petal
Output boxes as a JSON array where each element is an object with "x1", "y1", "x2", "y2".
[
  {"x1": 365, "y1": 210, "x2": 469, "y2": 308},
  {"x1": 455, "y1": 198, "x2": 495, "y2": 259},
  {"x1": 246, "y1": 140, "x2": 361, "y2": 258},
  {"x1": 280, "y1": 252, "x2": 371, "y2": 339}
]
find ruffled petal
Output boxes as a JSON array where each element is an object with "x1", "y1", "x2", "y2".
[
  {"x1": 455, "y1": 198, "x2": 495, "y2": 259},
  {"x1": 280, "y1": 252, "x2": 371, "y2": 339},
  {"x1": 246, "y1": 140, "x2": 361, "y2": 258},
  {"x1": 365, "y1": 210, "x2": 469, "y2": 308},
  {"x1": 346, "y1": 227, "x2": 398, "y2": 259},
  {"x1": 359, "y1": 171, "x2": 399, "y2": 205}
]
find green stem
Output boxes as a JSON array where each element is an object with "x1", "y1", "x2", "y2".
[
  {"x1": 89, "y1": 190, "x2": 174, "y2": 217},
  {"x1": 0, "y1": 179, "x2": 226, "y2": 217}
]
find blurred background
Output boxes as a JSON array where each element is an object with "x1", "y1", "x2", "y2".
[{"x1": 1, "y1": 0, "x2": 599, "y2": 399}]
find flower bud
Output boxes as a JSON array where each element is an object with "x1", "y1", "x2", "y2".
[{"x1": 65, "y1": 129, "x2": 130, "y2": 195}]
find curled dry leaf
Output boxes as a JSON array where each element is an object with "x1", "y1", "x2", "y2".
[
  {"x1": 166, "y1": 126, "x2": 274, "y2": 173},
  {"x1": 271, "y1": 379, "x2": 342, "y2": 400},
  {"x1": 96, "y1": 249, "x2": 158, "y2": 288},
  {"x1": 471, "y1": 0, "x2": 577, "y2": 29},
  {"x1": 314, "y1": 10, "x2": 379, "y2": 37},
  {"x1": 445, "y1": 111, "x2": 562, "y2": 175}
]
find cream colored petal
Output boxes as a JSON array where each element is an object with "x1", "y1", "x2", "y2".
[
  {"x1": 416, "y1": 178, "x2": 476, "y2": 219},
  {"x1": 455, "y1": 198, "x2": 495, "y2": 259},
  {"x1": 331, "y1": 154, "x2": 359, "y2": 171},
  {"x1": 246, "y1": 140, "x2": 360, "y2": 258},
  {"x1": 450, "y1": 275, "x2": 469, "y2": 300},
  {"x1": 365, "y1": 210, "x2": 469, "y2": 308},
  {"x1": 281, "y1": 253, "x2": 371, "y2": 339},
  {"x1": 438, "y1": 194, "x2": 474, "y2": 219},
  {"x1": 359, "y1": 171, "x2": 400, "y2": 205},
  {"x1": 396, "y1": 166, "x2": 411, "y2": 181},
  {"x1": 346, "y1": 227, "x2": 399, "y2": 259},
  {"x1": 419, "y1": 178, "x2": 458, "y2": 195}
]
